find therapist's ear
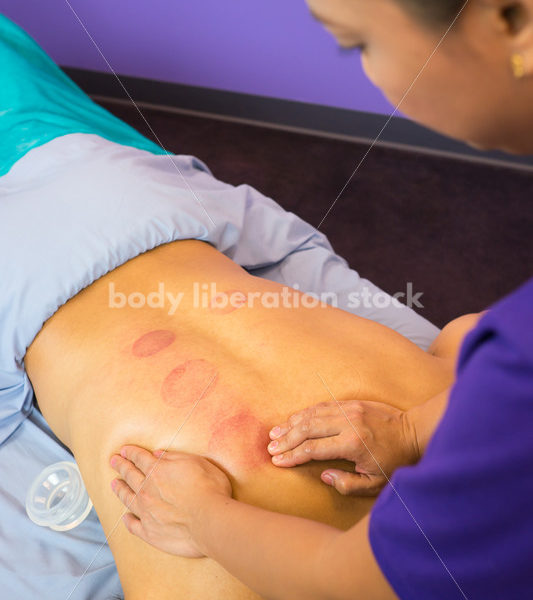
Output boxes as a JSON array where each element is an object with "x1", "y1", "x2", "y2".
[{"x1": 485, "y1": 0, "x2": 533, "y2": 76}]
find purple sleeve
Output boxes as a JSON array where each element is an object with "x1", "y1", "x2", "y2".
[{"x1": 369, "y1": 282, "x2": 533, "y2": 600}]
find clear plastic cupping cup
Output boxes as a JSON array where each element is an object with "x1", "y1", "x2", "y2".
[{"x1": 25, "y1": 461, "x2": 93, "y2": 531}]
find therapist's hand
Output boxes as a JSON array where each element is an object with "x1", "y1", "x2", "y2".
[
  {"x1": 110, "y1": 446, "x2": 232, "y2": 558},
  {"x1": 268, "y1": 400, "x2": 420, "y2": 496}
]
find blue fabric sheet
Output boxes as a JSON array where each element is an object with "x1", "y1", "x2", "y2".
[{"x1": 0, "y1": 409, "x2": 122, "y2": 599}]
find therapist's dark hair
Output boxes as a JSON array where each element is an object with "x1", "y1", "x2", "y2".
[{"x1": 395, "y1": 0, "x2": 466, "y2": 26}]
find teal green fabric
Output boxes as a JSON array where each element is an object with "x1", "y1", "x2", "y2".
[{"x1": 0, "y1": 13, "x2": 169, "y2": 177}]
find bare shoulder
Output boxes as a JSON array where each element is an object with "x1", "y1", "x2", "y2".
[{"x1": 428, "y1": 312, "x2": 487, "y2": 362}]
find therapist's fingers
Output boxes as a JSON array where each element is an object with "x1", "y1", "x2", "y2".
[
  {"x1": 122, "y1": 512, "x2": 145, "y2": 539},
  {"x1": 152, "y1": 449, "x2": 193, "y2": 461},
  {"x1": 271, "y1": 435, "x2": 352, "y2": 467},
  {"x1": 110, "y1": 455, "x2": 146, "y2": 493},
  {"x1": 321, "y1": 469, "x2": 386, "y2": 497},
  {"x1": 111, "y1": 477, "x2": 140, "y2": 512},
  {"x1": 119, "y1": 445, "x2": 158, "y2": 475},
  {"x1": 268, "y1": 417, "x2": 341, "y2": 455},
  {"x1": 121, "y1": 507, "x2": 206, "y2": 558},
  {"x1": 269, "y1": 402, "x2": 341, "y2": 440}
]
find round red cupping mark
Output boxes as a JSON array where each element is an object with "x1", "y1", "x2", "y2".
[
  {"x1": 132, "y1": 330, "x2": 176, "y2": 358},
  {"x1": 160, "y1": 359, "x2": 219, "y2": 409},
  {"x1": 208, "y1": 409, "x2": 270, "y2": 470},
  {"x1": 210, "y1": 290, "x2": 248, "y2": 315}
]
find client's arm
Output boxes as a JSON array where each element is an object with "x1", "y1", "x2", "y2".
[{"x1": 111, "y1": 447, "x2": 398, "y2": 600}]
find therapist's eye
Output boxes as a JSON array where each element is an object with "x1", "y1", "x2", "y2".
[{"x1": 338, "y1": 42, "x2": 367, "y2": 54}]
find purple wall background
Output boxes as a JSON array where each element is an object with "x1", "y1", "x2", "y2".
[{"x1": 0, "y1": 0, "x2": 396, "y2": 115}]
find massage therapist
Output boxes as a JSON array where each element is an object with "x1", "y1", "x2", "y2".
[{"x1": 110, "y1": 1, "x2": 533, "y2": 598}]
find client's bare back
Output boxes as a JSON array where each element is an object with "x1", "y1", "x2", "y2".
[{"x1": 26, "y1": 241, "x2": 454, "y2": 600}]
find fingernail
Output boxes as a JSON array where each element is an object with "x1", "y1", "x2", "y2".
[
  {"x1": 322, "y1": 472, "x2": 335, "y2": 486},
  {"x1": 120, "y1": 448, "x2": 127, "y2": 457},
  {"x1": 111, "y1": 479, "x2": 117, "y2": 491},
  {"x1": 153, "y1": 449, "x2": 164, "y2": 457},
  {"x1": 268, "y1": 440, "x2": 278, "y2": 452},
  {"x1": 270, "y1": 426, "x2": 281, "y2": 439},
  {"x1": 272, "y1": 454, "x2": 284, "y2": 463},
  {"x1": 110, "y1": 457, "x2": 117, "y2": 468}
]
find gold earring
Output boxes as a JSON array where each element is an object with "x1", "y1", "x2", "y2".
[{"x1": 511, "y1": 53, "x2": 525, "y2": 79}]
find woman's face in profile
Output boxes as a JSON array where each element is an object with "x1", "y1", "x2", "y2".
[{"x1": 306, "y1": 0, "x2": 533, "y2": 155}]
